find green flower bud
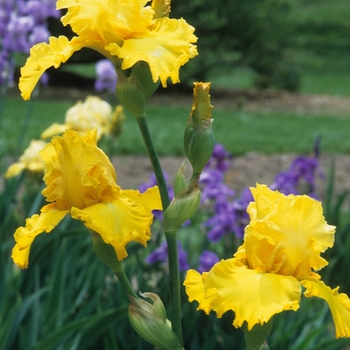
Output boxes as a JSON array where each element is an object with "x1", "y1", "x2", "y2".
[
  {"x1": 132, "y1": 61, "x2": 160, "y2": 101},
  {"x1": 116, "y1": 62, "x2": 159, "y2": 117},
  {"x1": 90, "y1": 230, "x2": 122, "y2": 273},
  {"x1": 116, "y1": 69, "x2": 147, "y2": 117},
  {"x1": 242, "y1": 318, "x2": 273, "y2": 350},
  {"x1": 184, "y1": 82, "x2": 215, "y2": 177},
  {"x1": 128, "y1": 292, "x2": 183, "y2": 350},
  {"x1": 164, "y1": 177, "x2": 201, "y2": 233},
  {"x1": 173, "y1": 160, "x2": 187, "y2": 197}
]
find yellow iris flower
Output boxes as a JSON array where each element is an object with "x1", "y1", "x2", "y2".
[
  {"x1": 184, "y1": 184, "x2": 350, "y2": 338},
  {"x1": 19, "y1": 0, "x2": 198, "y2": 100},
  {"x1": 12, "y1": 129, "x2": 162, "y2": 269},
  {"x1": 5, "y1": 140, "x2": 47, "y2": 178},
  {"x1": 41, "y1": 95, "x2": 120, "y2": 140}
]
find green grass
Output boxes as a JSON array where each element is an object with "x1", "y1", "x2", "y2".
[{"x1": 3, "y1": 96, "x2": 350, "y2": 158}]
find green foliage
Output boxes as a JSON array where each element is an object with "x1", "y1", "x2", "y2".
[{"x1": 171, "y1": 0, "x2": 300, "y2": 91}]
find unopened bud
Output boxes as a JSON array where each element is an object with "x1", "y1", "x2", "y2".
[
  {"x1": 243, "y1": 318, "x2": 273, "y2": 350},
  {"x1": 91, "y1": 230, "x2": 122, "y2": 272},
  {"x1": 164, "y1": 177, "x2": 201, "y2": 232},
  {"x1": 173, "y1": 160, "x2": 187, "y2": 197},
  {"x1": 128, "y1": 292, "x2": 183, "y2": 350},
  {"x1": 184, "y1": 82, "x2": 214, "y2": 177}
]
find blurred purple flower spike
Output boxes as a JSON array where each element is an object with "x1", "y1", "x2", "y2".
[
  {"x1": 197, "y1": 250, "x2": 220, "y2": 273},
  {"x1": 95, "y1": 59, "x2": 118, "y2": 93},
  {"x1": 146, "y1": 241, "x2": 189, "y2": 272}
]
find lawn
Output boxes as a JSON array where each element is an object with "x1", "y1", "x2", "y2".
[{"x1": 2, "y1": 94, "x2": 350, "y2": 159}]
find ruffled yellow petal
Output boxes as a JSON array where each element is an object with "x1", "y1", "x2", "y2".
[
  {"x1": 5, "y1": 140, "x2": 46, "y2": 178},
  {"x1": 183, "y1": 269, "x2": 217, "y2": 315},
  {"x1": 186, "y1": 258, "x2": 301, "y2": 331},
  {"x1": 19, "y1": 36, "x2": 84, "y2": 100},
  {"x1": 5, "y1": 163, "x2": 26, "y2": 178},
  {"x1": 108, "y1": 17, "x2": 197, "y2": 86},
  {"x1": 41, "y1": 123, "x2": 68, "y2": 139},
  {"x1": 301, "y1": 279, "x2": 350, "y2": 338},
  {"x1": 40, "y1": 130, "x2": 119, "y2": 210},
  {"x1": 12, "y1": 209, "x2": 69, "y2": 268},
  {"x1": 58, "y1": 0, "x2": 153, "y2": 43},
  {"x1": 121, "y1": 186, "x2": 163, "y2": 211},
  {"x1": 245, "y1": 184, "x2": 335, "y2": 279},
  {"x1": 71, "y1": 195, "x2": 157, "y2": 260}
]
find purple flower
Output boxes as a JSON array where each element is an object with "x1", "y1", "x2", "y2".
[
  {"x1": 0, "y1": 0, "x2": 57, "y2": 87},
  {"x1": 206, "y1": 143, "x2": 233, "y2": 172},
  {"x1": 270, "y1": 155, "x2": 323, "y2": 196},
  {"x1": 94, "y1": 59, "x2": 118, "y2": 93},
  {"x1": 232, "y1": 187, "x2": 253, "y2": 238},
  {"x1": 197, "y1": 250, "x2": 220, "y2": 273},
  {"x1": 205, "y1": 200, "x2": 237, "y2": 242},
  {"x1": 146, "y1": 241, "x2": 190, "y2": 272}
]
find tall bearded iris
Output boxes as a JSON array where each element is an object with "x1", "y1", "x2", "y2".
[
  {"x1": 19, "y1": 0, "x2": 198, "y2": 100},
  {"x1": 12, "y1": 129, "x2": 162, "y2": 269},
  {"x1": 184, "y1": 184, "x2": 350, "y2": 338}
]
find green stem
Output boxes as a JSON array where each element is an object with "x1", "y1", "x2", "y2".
[
  {"x1": 135, "y1": 115, "x2": 183, "y2": 346},
  {"x1": 165, "y1": 230, "x2": 183, "y2": 347},
  {"x1": 135, "y1": 115, "x2": 170, "y2": 210},
  {"x1": 113, "y1": 262, "x2": 138, "y2": 299}
]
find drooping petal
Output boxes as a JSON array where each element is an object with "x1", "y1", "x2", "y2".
[
  {"x1": 71, "y1": 195, "x2": 157, "y2": 260},
  {"x1": 301, "y1": 279, "x2": 350, "y2": 338},
  {"x1": 12, "y1": 209, "x2": 69, "y2": 268},
  {"x1": 183, "y1": 269, "x2": 217, "y2": 315},
  {"x1": 19, "y1": 36, "x2": 85, "y2": 100},
  {"x1": 107, "y1": 17, "x2": 197, "y2": 86},
  {"x1": 186, "y1": 258, "x2": 301, "y2": 331},
  {"x1": 5, "y1": 163, "x2": 26, "y2": 178},
  {"x1": 121, "y1": 186, "x2": 162, "y2": 211},
  {"x1": 41, "y1": 123, "x2": 68, "y2": 139}
]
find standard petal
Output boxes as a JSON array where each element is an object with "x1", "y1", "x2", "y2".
[
  {"x1": 12, "y1": 209, "x2": 68, "y2": 268},
  {"x1": 71, "y1": 197, "x2": 155, "y2": 260},
  {"x1": 202, "y1": 258, "x2": 301, "y2": 330},
  {"x1": 245, "y1": 184, "x2": 335, "y2": 278},
  {"x1": 301, "y1": 279, "x2": 350, "y2": 338},
  {"x1": 19, "y1": 36, "x2": 84, "y2": 100},
  {"x1": 108, "y1": 17, "x2": 197, "y2": 86}
]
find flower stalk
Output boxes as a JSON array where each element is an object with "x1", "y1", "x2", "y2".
[{"x1": 135, "y1": 114, "x2": 183, "y2": 346}]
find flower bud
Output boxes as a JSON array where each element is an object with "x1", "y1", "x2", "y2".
[
  {"x1": 116, "y1": 69, "x2": 146, "y2": 117},
  {"x1": 173, "y1": 160, "x2": 187, "y2": 197},
  {"x1": 242, "y1": 318, "x2": 273, "y2": 350},
  {"x1": 91, "y1": 230, "x2": 122, "y2": 272},
  {"x1": 128, "y1": 292, "x2": 183, "y2": 350},
  {"x1": 184, "y1": 82, "x2": 215, "y2": 177},
  {"x1": 164, "y1": 177, "x2": 201, "y2": 233},
  {"x1": 116, "y1": 62, "x2": 159, "y2": 117}
]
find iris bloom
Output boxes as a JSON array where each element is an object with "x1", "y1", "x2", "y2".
[
  {"x1": 184, "y1": 184, "x2": 350, "y2": 338},
  {"x1": 5, "y1": 140, "x2": 47, "y2": 178},
  {"x1": 12, "y1": 129, "x2": 162, "y2": 268},
  {"x1": 41, "y1": 95, "x2": 119, "y2": 140},
  {"x1": 19, "y1": 0, "x2": 198, "y2": 100}
]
